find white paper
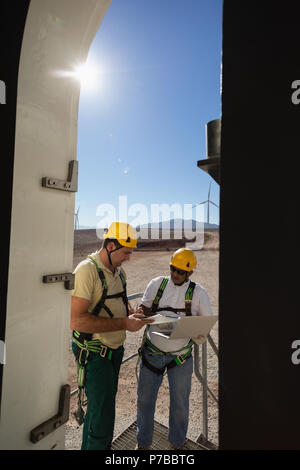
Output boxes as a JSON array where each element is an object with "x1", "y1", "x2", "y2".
[{"x1": 141, "y1": 313, "x2": 179, "y2": 325}]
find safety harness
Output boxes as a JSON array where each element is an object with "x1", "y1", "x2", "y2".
[
  {"x1": 72, "y1": 256, "x2": 129, "y2": 424},
  {"x1": 151, "y1": 277, "x2": 196, "y2": 315},
  {"x1": 138, "y1": 277, "x2": 196, "y2": 376}
]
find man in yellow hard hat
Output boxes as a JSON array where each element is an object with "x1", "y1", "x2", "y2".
[
  {"x1": 136, "y1": 248, "x2": 214, "y2": 450},
  {"x1": 70, "y1": 222, "x2": 153, "y2": 450}
]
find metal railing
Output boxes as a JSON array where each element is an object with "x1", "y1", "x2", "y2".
[{"x1": 71, "y1": 292, "x2": 218, "y2": 443}]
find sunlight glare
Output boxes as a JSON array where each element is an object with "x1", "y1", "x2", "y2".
[{"x1": 74, "y1": 63, "x2": 101, "y2": 91}]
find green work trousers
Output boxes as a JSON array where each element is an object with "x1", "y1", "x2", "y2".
[{"x1": 72, "y1": 342, "x2": 124, "y2": 450}]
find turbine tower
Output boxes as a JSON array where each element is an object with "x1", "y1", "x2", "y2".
[
  {"x1": 74, "y1": 205, "x2": 80, "y2": 230},
  {"x1": 193, "y1": 182, "x2": 219, "y2": 225}
]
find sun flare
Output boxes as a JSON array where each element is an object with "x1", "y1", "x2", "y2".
[{"x1": 73, "y1": 63, "x2": 100, "y2": 91}]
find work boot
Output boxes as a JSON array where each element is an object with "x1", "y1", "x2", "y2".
[
  {"x1": 170, "y1": 440, "x2": 186, "y2": 450},
  {"x1": 135, "y1": 444, "x2": 151, "y2": 450}
]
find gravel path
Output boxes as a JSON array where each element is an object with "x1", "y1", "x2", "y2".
[{"x1": 66, "y1": 244, "x2": 219, "y2": 450}]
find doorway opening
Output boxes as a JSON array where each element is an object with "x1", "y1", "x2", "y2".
[{"x1": 69, "y1": 0, "x2": 222, "y2": 451}]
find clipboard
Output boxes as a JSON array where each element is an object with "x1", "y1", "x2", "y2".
[{"x1": 166, "y1": 315, "x2": 218, "y2": 340}]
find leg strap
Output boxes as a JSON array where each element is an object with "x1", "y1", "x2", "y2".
[
  {"x1": 140, "y1": 350, "x2": 192, "y2": 376},
  {"x1": 141, "y1": 354, "x2": 166, "y2": 375},
  {"x1": 72, "y1": 339, "x2": 115, "y2": 425}
]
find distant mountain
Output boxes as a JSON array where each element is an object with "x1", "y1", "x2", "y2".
[
  {"x1": 75, "y1": 219, "x2": 219, "y2": 232},
  {"x1": 136, "y1": 219, "x2": 218, "y2": 230}
]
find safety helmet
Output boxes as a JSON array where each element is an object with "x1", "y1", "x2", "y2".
[
  {"x1": 103, "y1": 222, "x2": 137, "y2": 248},
  {"x1": 170, "y1": 248, "x2": 197, "y2": 272}
]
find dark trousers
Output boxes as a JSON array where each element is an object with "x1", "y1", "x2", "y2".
[{"x1": 72, "y1": 342, "x2": 124, "y2": 450}]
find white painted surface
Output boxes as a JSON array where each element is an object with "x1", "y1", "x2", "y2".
[{"x1": 0, "y1": 0, "x2": 111, "y2": 449}]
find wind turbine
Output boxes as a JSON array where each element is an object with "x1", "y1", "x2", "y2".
[
  {"x1": 74, "y1": 205, "x2": 80, "y2": 230},
  {"x1": 193, "y1": 182, "x2": 219, "y2": 225}
]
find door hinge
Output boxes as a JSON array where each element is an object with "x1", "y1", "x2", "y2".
[
  {"x1": 41, "y1": 160, "x2": 78, "y2": 192},
  {"x1": 43, "y1": 273, "x2": 74, "y2": 290},
  {"x1": 30, "y1": 384, "x2": 70, "y2": 443}
]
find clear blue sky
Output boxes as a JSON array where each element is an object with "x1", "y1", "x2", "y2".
[{"x1": 75, "y1": 0, "x2": 223, "y2": 228}]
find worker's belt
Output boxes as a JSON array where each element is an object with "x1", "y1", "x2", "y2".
[
  {"x1": 139, "y1": 338, "x2": 194, "y2": 376},
  {"x1": 72, "y1": 337, "x2": 118, "y2": 362}
]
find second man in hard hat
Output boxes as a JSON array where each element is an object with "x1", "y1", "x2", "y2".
[
  {"x1": 136, "y1": 248, "x2": 214, "y2": 450},
  {"x1": 70, "y1": 222, "x2": 153, "y2": 450}
]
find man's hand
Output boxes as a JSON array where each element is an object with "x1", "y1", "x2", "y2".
[
  {"x1": 138, "y1": 304, "x2": 153, "y2": 317},
  {"x1": 128, "y1": 302, "x2": 145, "y2": 316},
  {"x1": 124, "y1": 314, "x2": 154, "y2": 332},
  {"x1": 71, "y1": 297, "x2": 154, "y2": 334}
]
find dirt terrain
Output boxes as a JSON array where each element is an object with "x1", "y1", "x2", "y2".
[{"x1": 66, "y1": 230, "x2": 219, "y2": 450}]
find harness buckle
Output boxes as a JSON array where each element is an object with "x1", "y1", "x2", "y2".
[
  {"x1": 99, "y1": 345, "x2": 108, "y2": 358},
  {"x1": 176, "y1": 355, "x2": 186, "y2": 365},
  {"x1": 78, "y1": 345, "x2": 89, "y2": 365}
]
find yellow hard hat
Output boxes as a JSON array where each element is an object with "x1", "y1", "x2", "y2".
[
  {"x1": 170, "y1": 248, "x2": 197, "y2": 271},
  {"x1": 103, "y1": 222, "x2": 137, "y2": 248}
]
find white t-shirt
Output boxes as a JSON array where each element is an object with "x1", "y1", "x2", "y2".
[{"x1": 141, "y1": 275, "x2": 213, "y2": 353}]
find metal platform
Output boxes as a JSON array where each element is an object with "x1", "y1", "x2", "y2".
[{"x1": 111, "y1": 420, "x2": 209, "y2": 451}]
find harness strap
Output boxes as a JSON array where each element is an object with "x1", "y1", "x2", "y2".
[
  {"x1": 185, "y1": 281, "x2": 196, "y2": 316},
  {"x1": 140, "y1": 349, "x2": 192, "y2": 376},
  {"x1": 118, "y1": 270, "x2": 129, "y2": 316},
  {"x1": 73, "y1": 257, "x2": 128, "y2": 343},
  {"x1": 151, "y1": 278, "x2": 196, "y2": 316},
  {"x1": 151, "y1": 277, "x2": 168, "y2": 313},
  {"x1": 138, "y1": 277, "x2": 197, "y2": 378},
  {"x1": 138, "y1": 334, "x2": 194, "y2": 376},
  {"x1": 90, "y1": 260, "x2": 129, "y2": 318},
  {"x1": 72, "y1": 256, "x2": 128, "y2": 424},
  {"x1": 73, "y1": 337, "x2": 114, "y2": 360},
  {"x1": 105, "y1": 292, "x2": 125, "y2": 299},
  {"x1": 72, "y1": 337, "x2": 115, "y2": 424}
]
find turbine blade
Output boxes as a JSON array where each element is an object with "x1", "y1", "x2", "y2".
[{"x1": 192, "y1": 200, "x2": 208, "y2": 208}]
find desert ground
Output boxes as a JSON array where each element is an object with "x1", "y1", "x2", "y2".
[{"x1": 66, "y1": 230, "x2": 219, "y2": 450}]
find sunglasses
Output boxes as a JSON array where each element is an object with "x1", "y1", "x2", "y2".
[{"x1": 170, "y1": 265, "x2": 188, "y2": 276}]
